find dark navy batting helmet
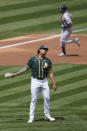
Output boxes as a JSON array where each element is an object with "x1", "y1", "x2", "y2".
[{"x1": 58, "y1": 5, "x2": 67, "y2": 11}]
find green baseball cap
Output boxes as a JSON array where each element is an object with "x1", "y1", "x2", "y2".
[{"x1": 39, "y1": 45, "x2": 48, "y2": 51}]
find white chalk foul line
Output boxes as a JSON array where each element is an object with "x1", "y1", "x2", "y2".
[
  {"x1": 0, "y1": 28, "x2": 87, "y2": 50},
  {"x1": 0, "y1": 35, "x2": 59, "y2": 50}
]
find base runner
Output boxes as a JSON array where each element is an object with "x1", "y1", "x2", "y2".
[
  {"x1": 58, "y1": 5, "x2": 80, "y2": 56},
  {"x1": 7, "y1": 45, "x2": 57, "y2": 123}
]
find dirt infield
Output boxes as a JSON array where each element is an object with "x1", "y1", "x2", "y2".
[{"x1": 0, "y1": 34, "x2": 87, "y2": 65}]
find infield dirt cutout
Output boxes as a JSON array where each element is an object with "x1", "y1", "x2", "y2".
[{"x1": 0, "y1": 34, "x2": 87, "y2": 65}]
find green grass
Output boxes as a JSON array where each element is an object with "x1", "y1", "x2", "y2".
[
  {"x1": 0, "y1": 0, "x2": 87, "y2": 39},
  {"x1": 0, "y1": 64, "x2": 87, "y2": 131}
]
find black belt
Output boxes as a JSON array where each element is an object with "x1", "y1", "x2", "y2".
[{"x1": 33, "y1": 77, "x2": 45, "y2": 80}]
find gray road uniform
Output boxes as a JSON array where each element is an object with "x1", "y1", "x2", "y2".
[
  {"x1": 58, "y1": 5, "x2": 80, "y2": 56},
  {"x1": 60, "y1": 11, "x2": 72, "y2": 46}
]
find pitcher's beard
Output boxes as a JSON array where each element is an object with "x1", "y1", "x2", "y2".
[{"x1": 42, "y1": 53, "x2": 46, "y2": 58}]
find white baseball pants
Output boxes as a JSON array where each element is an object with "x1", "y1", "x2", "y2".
[{"x1": 29, "y1": 77, "x2": 50, "y2": 119}]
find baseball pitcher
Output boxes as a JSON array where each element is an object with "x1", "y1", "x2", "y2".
[{"x1": 5, "y1": 45, "x2": 57, "y2": 123}]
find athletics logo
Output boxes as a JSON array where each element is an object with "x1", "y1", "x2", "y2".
[{"x1": 43, "y1": 62, "x2": 48, "y2": 69}]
